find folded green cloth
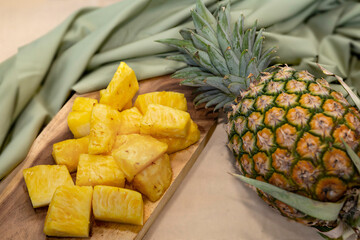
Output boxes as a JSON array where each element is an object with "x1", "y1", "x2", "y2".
[{"x1": 1, "y1": 0, "x2": 360, "y2": 180}]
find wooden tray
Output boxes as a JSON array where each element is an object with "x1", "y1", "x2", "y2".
[{"x1": 0, "y1": 75, "x2": 218, "y2": 240}]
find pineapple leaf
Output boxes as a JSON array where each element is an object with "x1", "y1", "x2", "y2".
[
  {"x1": 228, "y1": 82, "x2": 247, "y2": 95},
  {"x1": 241, "y1": 29, "x2": 250, "y2": 55},
  {"x1": 247, "y1": 20, "x2": 258, "y2": 54},
  {"x1": 239, "y1": 49, "x2": 249, "y2": 78},
  {"x1": 191, "y1": 9, "x2": 218, "y2": 46},
  {"x1": 175, "y1": 66, "x2": 204, "y2": 73},
  {"x1": 217, "y1": 4, "x2": 232, "y2": 54},
  {"x1": 234, "y1": 15, "x2": 245, "y2": 53},
  {"x1": 195, "y1": 0, "x2": 217, "y2": 31},
  {"x1": 204, "y1": 76, "x2": 232, "y2": 94},
  {"x1": 217, "y1": 23, "x2": 232, "y2": 57},
  {"x1": 194, "y1": 89, "x2": 220, "y2": 103},
  {"x1": 253, "y1": 29, "x2": 265, "y2": 58},
  {"x1": 158, "y1": 39, "x2": 207, "y2": 69},
  {"x1": 195, "y1": 92, "x2": 223, "y2": 105},
  {"x1": 227, "y1": 74, "x2": 247, "y2": 83},
  {"x1": 246, "y1": 58, "x2": 260, "y2": 78},
  {"x1": 181, "y1": 80, "x2": 207, "y2": 87},
  {"x1": 156, "y1": 38, "x2": 194, "y2": 54},
  {"x1": 230, "y1": 173, "x2": 345, "y2": 221},
  {"x1": 167, "y1": 54, "x2": 198, "y2": 66},
  {"x1": 192, "y1": 50, "x2": 220, "y2": 75},
  {"x1": 181, "y1": 76, "x2": 210, "y2": 86},
  {"x1": 191, "y1": 31, "x2": 217, "y2": 52},
  {"x1": 207, "y1": 44, "x2": 230, "y2": 75},
  {"x1": 214, "y1": 96, "x2": 234, "y2": 111},
  {"x1": 172, "y1": 68, "x2": 212, "y2": 79},
  {"x1": 317, "y1": 64, "x2": 335, "y2": 76},
  {"x1": 218, "y1": 4, "x2": 231, "y2": 36},
  {"x1": 341, "y1": 138, "x2": 360, "y2": 175},
  {"x1": 205, "y1": 95, "x2": 228, "y2": 109},
  {"x1": 222, "y1": 77, "x2": 232, "y2": 86},
  {"x1": 238, "y1": 14, "x2": 245, "y2": 39},
  {"x1": 224, "y1": 46, "x2": 240, "y2": 76},
  {"x1": 179, "y1": 28, "x2": 193, "y2": 40},
  {"x1": 173, "y1": 67, "x2": 211, "y2": 78},
  {"x1": 258, "y1": 47, "x2": 277, "y2": 71},
  {"x1": 195, "y1": 85, "x2": 217, "y2": 92},
  {"x1": 258, "y1": 46, "x2": 277, "y2": 63},
  {"x1": 232, "y1": 21, "x2": 241, "y2": 57}
]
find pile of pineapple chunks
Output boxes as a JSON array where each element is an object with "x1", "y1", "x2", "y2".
[{"x1": 22, "y1": 62, "x2": 200, "y2": 237}]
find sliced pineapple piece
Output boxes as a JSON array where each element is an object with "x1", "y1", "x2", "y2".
[
  {"x1": 100, "y1": 62, "x2": 139, "y2": 111},
  {"x1": 116, "y1": 107, "x2": 143, "y2": 135},
  {"x1": 76, "y1": 154, "x2": 125, "y2": 187},
  {"x1": 67, "y1": 97, "x2": 98, "y2": 138},
  {"x1": 133, "y1": 154, "x2": 172, "y2": 202},
  {"x1": 23, "y1": 165, "x2": 74, "y2": 208},
  {"x1": 92, "y1": 185, "x2": 143, "y2": 225},
  {"x1": 44, "y1": 185, "x2": 93, "y2": 237},
  {"x1": 88, "y1": 104, "x2": 121, "y2": 154},
  {"x1": 100, "y1": 89, "x2": 133, "y2": 110},
  {"x1": 112, "y1": 134, "x2": 168, "y2": 182},
  {"x1": 67, "y1": 112, "x2": 92, "y2": 138},
  {"x1": 52, "y1": 136, "x2": 89, "y2": 172},
  {"x1": 134, "y1": 91, "x2": 187, "y2": 114},
  {"x1": 72, "y1": 97, "x2": 98, "y2": 112},
  {"x1": 157, "y1": 120, "x2": 200, "y2": 154},
  {"x1": 140, "y1": 104, "x2": 191, "y2": 138}
]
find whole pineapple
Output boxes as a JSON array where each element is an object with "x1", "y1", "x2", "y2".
[
  {"x1": 227, "y1": 66, "x2": 360, "y2": 227},
  {"x1": 158, "y1": 0, "x2": 360, "y2": 238}
]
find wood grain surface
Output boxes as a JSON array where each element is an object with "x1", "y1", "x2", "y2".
[{"x1": 0, "y1": 75, "x2": 218, "y2": 240}]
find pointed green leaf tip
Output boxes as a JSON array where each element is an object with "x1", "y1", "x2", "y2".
[
  {"x1": 195, "y1": 0, "x2": 217, "y2": 31},
  {"x1": 157, "y1": 0, "x2": 276, "y2": 110},
  {"x1": 230, "y1": 173, "x2": 345, "y2": 221}
]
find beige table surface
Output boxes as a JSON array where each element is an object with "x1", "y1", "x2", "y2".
[{"x1": 0, "y1": 1, "x2": 326, "y2": 240}]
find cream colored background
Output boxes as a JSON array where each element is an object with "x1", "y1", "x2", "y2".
[{"x1": 0, "y1": 1, "x2": 324, "y2": 239}]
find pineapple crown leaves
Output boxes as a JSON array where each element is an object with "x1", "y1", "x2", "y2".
[{"x1": 156, "y1": 0, "x2": 277, "y2": 111}]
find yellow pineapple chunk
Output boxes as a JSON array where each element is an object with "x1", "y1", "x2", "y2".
[
  {"x1": 67, "y1": 112, "x2": 92, "y2": 138},
  {"x1": 134, "y1": 91, "x2": 187, "y2": 114},
  {"x1": 67, "y1": 97, "x2": 98, "y2": 138},
  {"x1": 92, "y1": 185, "x2": 143, "y2": 225},
  {"x1": 133, "y1": 154, "x2": 172, "y2": 202},
  {"x1": 157, "y1": 120, "x2": 201, "y2": 154},
  {"x1": 72, "y1": 97, "x2": 98, "y2": 112},
  {"x1": 100, "y1": 89, "x2": 132, "y2": 110},
  {"x1": 116, "y1": 107, "x2": 143, "y2": 135},
  {"x1": 44, "y1": 185, "x2": 93, "y2": 237},
  {"x1": 112, "y1": 134, "x2": 168, "y2": 182},
  {"x1": 100, "y1": 62, "x2": 139, "y2": 111},
  {"x1": 23, "y1": 165, "x2": 74, "y2": 208},
  {"x1": 52, "y1": 136, "x2": 89, "y2": 172},
  {"x1": 140, "y1": 104, "x2": 191, "y2": 138},
  {"x1": 88, "y1": 104, "x2": 121, "y2": 154},
  {"x1": 76, "y1": 154, "x2": 125, "y2": 187}
]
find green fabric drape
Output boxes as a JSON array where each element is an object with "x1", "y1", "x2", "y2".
[{"x1": 1, "y1": 0, "x2": 360, "y2": 180}]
